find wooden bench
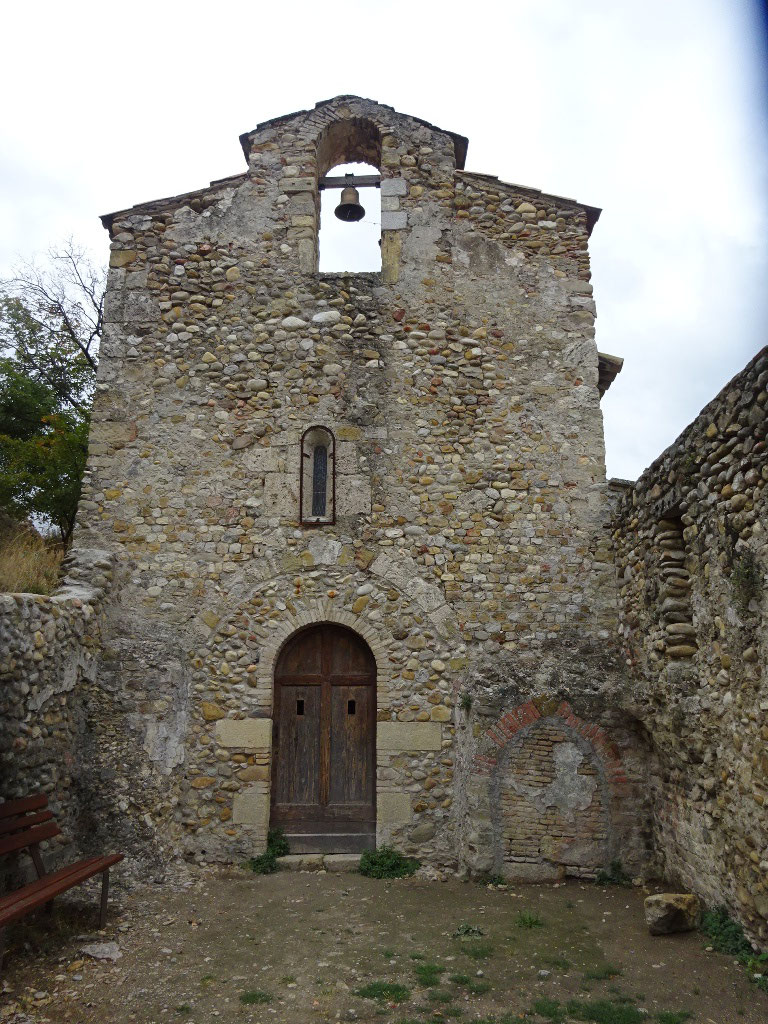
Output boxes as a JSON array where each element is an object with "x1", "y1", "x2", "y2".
[{"x1": 0, "y1": 794, "x2": 124, "y2": 969}]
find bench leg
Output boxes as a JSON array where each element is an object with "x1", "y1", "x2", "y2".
[{"x1": 99, "y1": 869, "x2": 110, "y2": 929}]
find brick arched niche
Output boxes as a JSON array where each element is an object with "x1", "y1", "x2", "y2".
[{"x1": 465, "y1": 701, "x2": 632, "y2": 882}]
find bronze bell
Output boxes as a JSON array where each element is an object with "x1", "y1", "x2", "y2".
[{"x1": 334, "y1": 177, "x2": 365, "y2": 222}]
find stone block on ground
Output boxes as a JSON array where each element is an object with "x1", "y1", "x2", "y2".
[
  {"x1": 644, "y1": 892, "x2": 701, "y2": 935},
  {"x1": 277, "y1": 854, "x2": 324, "y2": 871}
]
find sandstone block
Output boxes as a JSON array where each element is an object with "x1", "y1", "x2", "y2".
[
  {"x1": 378, "y1": 722, "x2": 442, "y2": 751},
  {"x1": 377, "y1": 792, "x2": 413, "y2": 824},
  {"x1": 324, "y1": 854, "x2": 361, "y2": 872},
  {"x1": 644, "y1": 893, "x2": 701, "y2": 935},
  {"x1": 215, "y1": 718, "x2": 272, "y2": 749},
  {"x1": 232, "y1": 786, "x2": 269, "y2": 827}
]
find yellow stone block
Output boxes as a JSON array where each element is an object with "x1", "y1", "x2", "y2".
[
  {"x1": 215, "y1": 718, "x2": 272, "y2": 749},
  {"x1": 377, "y1": 792, "x2": 412, "y2": 824}
]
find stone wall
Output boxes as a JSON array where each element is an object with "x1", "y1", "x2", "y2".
[
  {"x1": 69, "y1": 95, "x2": 640, "y2": 874},
  {"x1": 0, "y1": 549, "x2": 116, "y2": 877},
  {"x1": 612, "y1": 347, "x2": 768, "y2": 944}
]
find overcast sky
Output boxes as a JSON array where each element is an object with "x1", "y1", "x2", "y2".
[{"x1": 1, "y1": 0, "x2": 766, "y2": 480}]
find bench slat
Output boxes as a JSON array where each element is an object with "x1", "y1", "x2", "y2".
[
  {"x1": 0, "y1": 854, "x2": 124, "y2": 928},
  {"x1": 0, "y1": 795, "x2": 48, "y2": 819},
  {"x1": 0, "y1": 810, "x2": 54, "y2": 837},
  {"x1": 0, "y1": 821, "x2": 61, "y2": 857}
]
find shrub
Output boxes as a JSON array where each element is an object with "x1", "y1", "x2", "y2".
[
  {"x1": 700, "y1": 906, "x2": 753, "y2": 958},
  {"x1": 359, "y1": 845, "x2": 419, "y2": 879}
]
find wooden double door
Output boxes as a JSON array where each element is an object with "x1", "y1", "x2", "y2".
[{"x1": 271, "y1": 624, "x2": 376, "y2": 841}]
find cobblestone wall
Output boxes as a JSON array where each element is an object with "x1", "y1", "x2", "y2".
[
  {"x1": 0, "y1": 549, "x2": 116, "y2": 875},
  {"x1": 70, "y1": 95, "x2": 635, "y2": 872},
  {"x1": 612, "y1": 347, "x2": 768, "y2": 944}
]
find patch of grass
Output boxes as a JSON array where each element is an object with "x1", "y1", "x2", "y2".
[
  {"x1": 175, "y1": 1007, "x2": 191, "y2": 1016},
  {"x1": 466, "y1": 980, "x2": 492, "y2": 994},
  {"x1": 414, "y1": 963, "x2": 446, "y2": 986},
  {"x1": 516, "y1": 910, "x2": 544, "y2": 929},
  {"x1": 453, "y1": 922, "x2": 484, "y2": 937},
  {"x1": 359, "y1": 845, "x2": 419, "y2": 879},
  {"x1": 567, "y1": 999, "x2": 644, "y2": 1024},
  {"x1": 382, "y1": 948, "x2": 397, "y2": 958},
  {"x1": 584, "y1": 963, "x2": 623, "y2": 981},
  {"x1": 356, "y1": 981, "x2": 411, "y2": 1003},
  {"x1": 594, "y1": 861, "x2": 632, "y2": 887},
  {"x1": 531, "y1": 998, "x2": 566, "y2": 1022},
  {"x1": 409, "y1": 952, "x2": 425, "y2": 960},
  {"x1": 462, "y1": 940, "x2": 494, "y2": 960},
  {"x1": 239, "y1": 990, "x2": 272, "y2": 1005},
  {"x1": 427, "y1": 989, "x2": 454, "y2": 1003},
  {"x1": 539, "y1": 954, "x2": 572, "y2": 970},
  {"x1": 657, "y1": 1013, "x2": 693, "y2": 1024},
  {"x1": 199, "y1": 974, "x2": 216, "y2": 984},
  {"x1": 448, "y1": 973, "x2": 471, "y2": 985},
  {"x1": 281, "y1": 974, "x2": 296, "y2": 984}
]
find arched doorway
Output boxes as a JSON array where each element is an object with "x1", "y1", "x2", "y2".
[{"x1": 271, "y1": 624, "x2": 376, "y2": 853}]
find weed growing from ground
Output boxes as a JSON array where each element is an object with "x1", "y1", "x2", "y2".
[
  {"x1": 239, "y1": 990, "x2": 272, "y2": 1004},
  {"x1": 657, "y1": 1013, "x2": 692, "y2": 1024},
  {"x1": 245, "y1": 828, "x2": 290, "y2": 874},
  {"x1": 466, "y1": 980, "x2": 492, "y2": 994},
  {"x1": 414, "y1": 963, "x2": 446, "y2": 986},
  {"x1": 356, "y1": 981, "x2": 411, "y2": 1003},
  {"x1": 359, "y1": 845, "x2": 419, "y2": 879},
  {"x1": 453, "y1": 922, "x2": 484, "y2": 937},
  {"x1": 516, "y1": 910, "x2": 544, "y2": 929},
  {"x1": 701, "y1": 907, "x2": 768, "y2": 992},
  {"x1": 449, "y1": 973, "x2": 471, "y2": 985},
  {"x1": 175, "y1": 1007, "x2": 191, "y2": 1015},
  {"x1": 476, "y1": 872, "x2": 506, "y2": 886},
  {"x1": 594, "y1": 861, "x2": 632, "y2": 887}
]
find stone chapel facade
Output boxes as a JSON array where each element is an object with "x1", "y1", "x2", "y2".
[{"x1": 73, "y1": 95, "x2": 650, "y2": 876}]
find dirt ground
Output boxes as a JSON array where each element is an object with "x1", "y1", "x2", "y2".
[{"x1": 1, "y1": 867, "x2": 766, "y2": 1024}]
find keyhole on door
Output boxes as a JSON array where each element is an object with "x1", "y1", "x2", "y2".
[
  {"x1": 297, "y1": 699, "x2": 305, "y2": 716},
  {"x1": 348, "y1": 700, "x2": 356, "y2": 715}
]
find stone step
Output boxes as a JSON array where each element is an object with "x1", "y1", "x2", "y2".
[
  {"x1": 277, "y1": 853, "x2": 361, "y2": 873},
  {"x1": 284, "y1": 832, "x2": 375, "y2": 854}
]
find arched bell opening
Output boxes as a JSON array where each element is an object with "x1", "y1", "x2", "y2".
[
  {"x1": 316, "y1": 118, "x2": 382, "y2": 273},
  {"x1": 270, "y1": 623, "x2": 377, "y2": 854}
]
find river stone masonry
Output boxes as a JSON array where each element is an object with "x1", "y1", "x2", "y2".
[
  {"x1": 612, "y1": 347, "x2": 768, "y2": 945},
  {"x1": 69, "y1": 95, "x2": 635, "y2": 874}
]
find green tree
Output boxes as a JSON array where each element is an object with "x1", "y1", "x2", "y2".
[{"x1": 0, "y1": 242, "x2": 104, "y2": 542}]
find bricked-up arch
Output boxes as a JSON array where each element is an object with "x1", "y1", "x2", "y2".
[
  {"x1": 316, "y1": 118, "x2": 382, "y2": 178},
  {"x1": 471, "y1": 700, "x2": 632, "y2": 881}
]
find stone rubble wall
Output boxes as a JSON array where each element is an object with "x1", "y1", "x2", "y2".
[
  {"x1": 612, "y1": 347, "x2": 768, "y2": 945},
  {"x1": 0, "y1": 549, "x2": 116, "y2": 879}
]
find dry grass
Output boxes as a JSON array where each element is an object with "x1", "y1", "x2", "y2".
[{"x1": 0, "y1": 530, "x2": 63, "y2": 594}]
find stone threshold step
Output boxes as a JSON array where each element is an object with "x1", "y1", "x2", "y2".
[{"x1": 277, "y1": 853, "x2": 361, "y2": 873}]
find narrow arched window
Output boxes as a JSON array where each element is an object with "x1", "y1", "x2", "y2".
[{"x1": 300, "y1": 426, "x2": 335, "y2": 525}]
